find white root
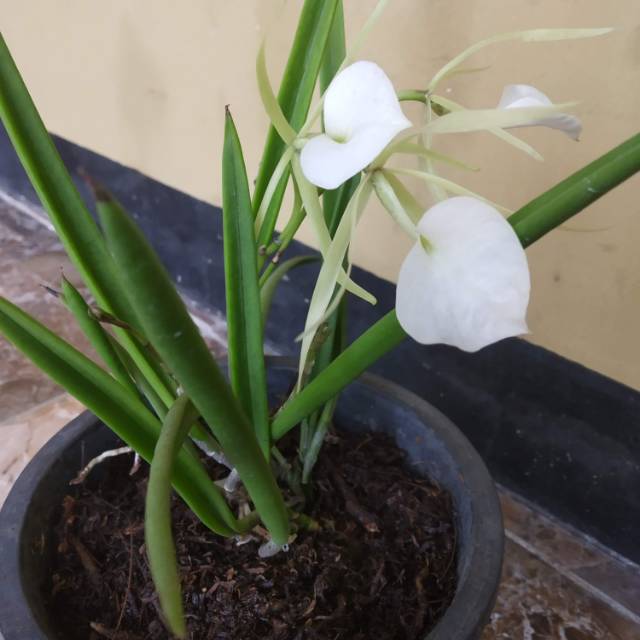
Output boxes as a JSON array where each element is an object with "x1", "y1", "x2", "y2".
[
  {"x1": 258, "y1": 539, "x2": 290, "y2": 559},
  {"x1": 129, "y1": 453, "x2": 141, "y2": 476},
  {"x1": 70, "y1": 447, "x2": 134, "y2": 485},
  {"x1": 223, "y1": 469, "x2": 241, "y2": 493}
]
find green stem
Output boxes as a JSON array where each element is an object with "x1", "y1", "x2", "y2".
[
  {"x1": 272, "y1": 311, "x2": 405, "y2": 439},
  {"x1": 272, "y1": 133, "x2": 640, "y2": 440},
  {"x1": 398, "y1": 89, "x2": 427, "y2": 103},
  {"x1": 509, "y1": 133, "x2": 640, "y2": 246},
  {"x1": 258, "y1": 198, "x2": 306, "y2": 277}
]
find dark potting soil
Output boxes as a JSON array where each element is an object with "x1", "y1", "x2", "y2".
[{"x1": 47, "y1": 430, "x2": 457, "y2": 640}]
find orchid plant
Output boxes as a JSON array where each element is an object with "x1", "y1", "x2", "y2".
[{"x1": 0, "y1": 2, "x2": 638, "y2": 637}]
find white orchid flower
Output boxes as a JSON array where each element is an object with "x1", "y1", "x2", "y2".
[
  {"x1": 498, "y1": 84, "x2": 582, "y2": 140},
  {"x1": 300, "y1": 61, "x2": 411, "y2": 190},
  {"x1": 396, "y1": 197, "x2": 530, "y2": 352}
]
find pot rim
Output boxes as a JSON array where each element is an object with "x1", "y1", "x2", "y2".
[{"x1": 0, "y1": 357, "x2": 503, "y2": 639}]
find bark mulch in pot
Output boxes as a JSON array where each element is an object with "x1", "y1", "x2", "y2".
[{"x1": 48, "y1": 429, "x2": 457, "y2": 640}]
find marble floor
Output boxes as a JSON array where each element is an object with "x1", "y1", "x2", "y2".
[{"x1": 1, "y1": 200, "x2": 638, "y2": 639}]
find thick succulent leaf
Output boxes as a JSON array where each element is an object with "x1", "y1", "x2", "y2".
[
  {"x1": 0, "y1": 35, "x2": 154, "y2": 355},
  {"x1": 0, "y1": 34, "x2": 174, "y2": 405},
  {"x1": 61, "y1": 277, "x2": 138, "y2": 397},
  {"x1": 0, "y1": 296, "x2": 237, "y2": 535},
  {"x1": 509, "y1": 133, "x2": 640, "y2": 245},
  {"x1": 0, "y1": 34, "x2": 178, "y2": 405},
  {"x1": 222, "y1": 111, "x2": 271, "y2": 458},
  {"x1": 96, "y1": 190, "x2": 290, "y2": 544},
  {"x1": 273, "y1": 310, "x2": 406, "y2": 439},
  {"x1": 146, "y1": 395, "x2": 197, "y2": 639},
  {"x1": 253, "y1": 0, "x2": 341, "y2": 246},
  {"x1": 319, "y1": 0, "x2": 346, "y2": 92}
]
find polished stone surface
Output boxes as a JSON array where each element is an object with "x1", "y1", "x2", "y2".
[
  {"x1": 0, "y1": 201, "x2": 227, "y2": 425},
  {"x1": 0, "y1": 200, "x2": 227, "y2": 506},
  {"x1": 1, "y1": 202, "x2": 639, "y2": 639},
  {"x1": 0, "y1": 202, "x2": 91, "y2": 423},
  {"x1": 483, "y1": 491, "x2": 640, "y2": 639},
  {"x1": 0, "y1": 394, "x2": 83, "y2": 506}
]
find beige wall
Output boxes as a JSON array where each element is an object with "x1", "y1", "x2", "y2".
[{"x1": 2, "y1": 1, "x2": 639, "y2": 388}]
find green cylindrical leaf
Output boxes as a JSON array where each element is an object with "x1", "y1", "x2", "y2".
[
  {"x1": 96, "y1": 191, "x2": 290, "y2": 544},
  {"x1": 223, "y1": 110, "x2": 271, "y2": 458},
  {"x1": 146, "y1": 395, "x2": 196, "y2": 639},
  {"x1": 253, "y1": 0, "x2": 340, "y2": 248},
  {"x1": 61, "y1": 277, "x2": 138, "y2": 397},
  {"x1": 0, "y1": 34, "x2": 137, "y2": 332},
  {"x1": 510, "y1": 133, "x2": 640, "y2": 246},
  {"x1": 319, "y1": 0, "x2": 346, "y2": 93},
  {"x1": 0, "y1": 297, "x2": 237, "y2": 536},
  {"x1": 273, "y1": 310, "x2": 405, "y2": 439},
  {"x1": 0, "y1": 36, "x2": 177, "y2": 414}
]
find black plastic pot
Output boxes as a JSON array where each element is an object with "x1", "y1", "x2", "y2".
[{"x1": 0, "y1": 359, "x2": 504, "y2": 639}]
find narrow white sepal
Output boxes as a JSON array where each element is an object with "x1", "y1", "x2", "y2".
[
  {"x1": 498, "y1": 84, "x2": 582, "y2": 140},
  {"x1": 396, "y1": 197, "x2": 530, "y2": 352},
  {"x1": 300, "y1": 61, "x2": 411, "y2": 189}
]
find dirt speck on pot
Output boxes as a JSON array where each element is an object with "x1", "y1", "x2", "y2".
[{"x1": 47, "y1": 430, "x2": 457, "y2": 640}]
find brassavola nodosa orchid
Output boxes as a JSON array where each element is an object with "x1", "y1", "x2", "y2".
[
  {"x1": 297, "y1": 62, "x2": 581, "y2": 353},
  {"x1": 300, "y1": 61, "x2": 411, "y2": 190},
  {"x1": 497, "y1": 84, "x2": 582, "y2": 141},
  {"x1": 395, "y1": 197, "x2": 530, "y2": 351}
]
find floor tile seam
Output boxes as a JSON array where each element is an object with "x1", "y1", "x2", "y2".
[{"x1": 504, "y1": 528, "x2": 640, "y2": 626}]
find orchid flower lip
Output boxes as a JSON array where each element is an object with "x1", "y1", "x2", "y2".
[
  {"x1": 396, "y1": 196, "x2": 530, "y2": 352},
  {"x1": 498, "y1": 84, "x2": 582, "y2": 141},
  {"x1": 300, "y1": 60, "x2": 411, "y2": 190}
]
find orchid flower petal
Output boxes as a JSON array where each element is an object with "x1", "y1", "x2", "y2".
[
  {"x1": 300, "y1": 61, "x2": 411, "y2": 189},
  {"x1": 396, "y1": 197, "x2": 530, "y2": 352},
  {"x1": 498, "y1": 84, "x2": 582, "y2": 140}
]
